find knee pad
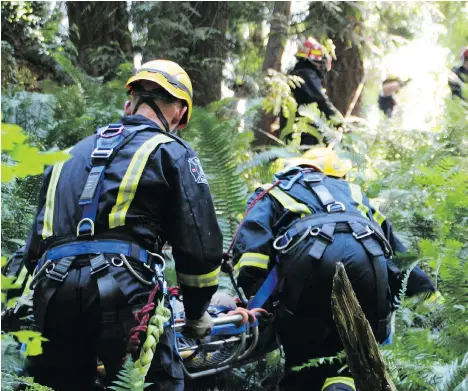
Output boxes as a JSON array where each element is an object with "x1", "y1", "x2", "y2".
[{"x1": 321, "y1": 376, "x2": 356, "y2": 391}]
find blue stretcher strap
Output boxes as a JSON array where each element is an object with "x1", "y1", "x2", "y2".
[
  {"x1": 38, "y1": 240, "x2": 150, "y2": 269},
  {"x1": 248, "y1": 266, "x2": 278, "y2": 310}
]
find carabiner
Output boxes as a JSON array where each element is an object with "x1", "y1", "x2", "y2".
[{"x1": 273, "y1": 235, "x2": 292, "y2": 251}]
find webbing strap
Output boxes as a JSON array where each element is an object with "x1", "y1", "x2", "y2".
[
  {"x1": 349, "y1": 221, "x2": 390, "y2": 341},
  {"x1": 35, "y1": 256, "x2": 74, "y2": 330},
  {"x1": 90, "y1": 255, "x2": 124, "y2": 338},
  {"x1": 247, "y1": 264, "x2": 279, "y2": 310},
  {"x1": 78, "y1": 124, "x2": 150, "y2": 236},
  {"x1": 46, "y1": 257, "x2": 73, "y2": 282},
  {"x1": 37, "y1": 240, "x2": 150, "y2": 269},
  {"x1": 308, "y1": 222, "x2": 336, "y2": 260}
]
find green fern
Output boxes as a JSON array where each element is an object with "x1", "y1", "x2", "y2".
[
  {"x1": 109, "y1": 355, "x2": 151, "y2": 391},
  {"x1": 437, "y1": 353, "x2": 468, "y2": 391},
  {"x1": 183, "y1": 102, "x2": 251, "y2": 248}
]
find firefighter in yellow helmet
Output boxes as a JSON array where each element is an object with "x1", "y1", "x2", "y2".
[
  {"x1": 24, "y1": 60, "x2": 222, "y2": 391},
  {"x1": 280, "y1": 38, "x2": 344, "y2": 146},
  {"x1": 231, "y1": 147, "x2": 436, "y2": 390},
  {"x1": 378, "y1": 73, "x2": 411, "y2": 118}
]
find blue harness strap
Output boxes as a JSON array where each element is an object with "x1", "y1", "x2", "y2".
[
  {"x1": 37, "y1": 239, "x2": 151, "y2": 269},
  {"x1": 247, "y1": 263, "x2": 279, "y2": 310},
  {"x1": 77, "y1": 123, "x2": 150, "y2": 236}
]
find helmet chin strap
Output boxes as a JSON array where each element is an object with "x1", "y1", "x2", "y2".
[{"x1": 132, "y1": 95, "x2": 171, "y2": 132}]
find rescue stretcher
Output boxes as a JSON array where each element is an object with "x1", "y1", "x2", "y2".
[{"x1": 175, "y1": 312, "x2": 265, "y2": 379}]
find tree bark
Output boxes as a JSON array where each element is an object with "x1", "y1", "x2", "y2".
[
  {"x1": 326, "y1": 39, "x2": 364, "y2": 116},
  {"x1": 254, "y1": 1, "x2": 291, "y2": 146},
  {"x1": 331, "y1": 262, "x2": 397, "y2": 391},
  {"x1": 67, "y1": 1, "x2": 133, "y2": 78},
  {"x1": 186, "y1": 1, "x2": 229, "y2": 106}
]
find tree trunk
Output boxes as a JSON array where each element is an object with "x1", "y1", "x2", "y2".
[
  {"x1": 254, "y1": 1, "x2": 291, "y2": 146},
  {"x1": 326, "y1": 39, "x2": 364, "y2": 116},
  {"x1": 186, "y1": 1, "x2": 229, "y2": 106},
  {"x1": 1, "y1": 2, "x2": 73, "y2": 88},
  {"x1": 67, "y1": 1, "x2": 132, "y2": 79},
  {"x1": 332, "y1": 263, "x2": 397, "y2": 391}
]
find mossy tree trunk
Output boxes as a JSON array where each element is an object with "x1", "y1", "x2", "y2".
[
  {"x1": 255, "y1": 1, "x2": 291, "y2": 146},
  {"x1": 331, "y1": 262, "x2": 397, "y2": 391}
]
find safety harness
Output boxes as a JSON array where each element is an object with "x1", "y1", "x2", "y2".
[
  {"x1": 33, "y1": 123, "x2": 174, "y2": 342},
  {"x1": 241, "y1": 169, "x2": 393, "y2": 341}
]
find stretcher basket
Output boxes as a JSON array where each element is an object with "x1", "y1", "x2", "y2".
[{"x1": 174, "y1": 313, "x2": 261, "y2": 379}]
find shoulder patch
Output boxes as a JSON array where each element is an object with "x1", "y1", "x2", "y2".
[{"x1": 188, "y1": 157, "x2": 208, "y2": 184}]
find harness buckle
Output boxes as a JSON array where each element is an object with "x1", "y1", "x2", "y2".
[
  {"x1": 352, "y1": 225, "x2": 374, "y2": 240},
  {"x1": 91, "y1": 148, "x2": 113, "y2": 159},
  {"x1": 311, "y1": 226, "x2": 334, "y2": 242},
  {"x1": 90, "y1": 255, "x2": 110, "y2": 275},
  {"x1": 46, "y1": 263, "x2": 69, "y2": 282},
  {"x1": 327, "y1": 202, "x2": 346, "y2": 213},
  {"x1": 100, "y1": 125, "x2": 124, "y2": 139}
]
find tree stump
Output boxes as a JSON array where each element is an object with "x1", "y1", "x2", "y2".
[{"x1": 331, "y1": 262, "x2": 397, "y2": 391}]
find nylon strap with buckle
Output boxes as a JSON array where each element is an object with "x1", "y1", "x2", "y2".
[
  {"x1": 90, "y1": 254, "x2": 131, "y2": 339},
  {"x1": 37, "y1": 240, "x2": 152, "y2": 270},
  {"x1": 77, "y1": 123, "x2": 150, "y2": 236},
  {"x1": 348, "y1": 221, "x2": 391, "y2": 341}
]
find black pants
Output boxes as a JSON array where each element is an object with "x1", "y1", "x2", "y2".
[
  {"x1": 28, "y1": 256, "x2": 184, "y2": 391},
  {"x1": 378, "y1": 95, "x2": 395, "y2": 118},
  {"x1": 274, "y1": 233, "x2": 390, "y2": 390}
]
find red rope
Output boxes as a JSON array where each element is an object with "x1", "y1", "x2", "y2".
[
  {"x1": 224, "y1": 180, "x2": 282, "y2": 256},
  {"x1": 127, "y1": 283, "x2": 160, "y2": 356},
  {"x1": 168, "y1": 286, "x2": 180, "y2": 298}
]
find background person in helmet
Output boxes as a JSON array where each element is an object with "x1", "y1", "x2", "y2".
[
  {"x1": 232, "y1": 148, "x2": 436, "y2": 391},
  {"x1": 23, "y1": 60, "x2": 223, "y2": 391},
  {"x1": 448, "y1": 47, "x2": 468, "y2": 100},
  {"x1": 280, "y1": 37, "x2": 344, "y2": 146},
  {"x1": 378, "y1": 74, "x2": 411, "y2": 118}
]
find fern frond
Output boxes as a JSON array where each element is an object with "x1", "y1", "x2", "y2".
[
  {"x1": 183, "y1": 105, "x2": 250, "y2": 248},
  {"x1": 109, "y1": 355, "x2": 151, "y2": 391},
  {"x1": 437, "y1": 353, "x2": 468, "y2": 391}
]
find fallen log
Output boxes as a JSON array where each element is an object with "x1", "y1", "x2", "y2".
[{"x1": 331, "y1": 262, "x2": 397, "y2": 391}]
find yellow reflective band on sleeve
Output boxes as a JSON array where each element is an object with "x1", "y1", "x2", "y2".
[
  {"x1": 424, "y1": 290, "x2": 445, "y2": 305},
  {"x1": 15, "y1": 266, "x2": 29, "y2": 287},
  {"x1": 177, "y1": 266, "x2": 221, "y2": 288},
  {"x1": 261, "y1": 184, "x2": 312, "y2": 216},
  {"x1": 109, "y1": 134, "x2": 174, "y2": 229},
  {"x1": 373, "y1": 209, "x2": 386, "y2": 226},
  {"x1": 349, "y1": 183, "x2": 369, "y2": 219},
  {"x1": 322, "y1": 376, "x2": 356, "y2": 391},
  {"x1": 42, "y1": 161, "x2": 65, "y2": 239},
  {"x1": 369, "y1": 199, "x2": 386, "y2": 226},
  {"x1": 234, "y1": 252, "x2": 269, "y2": 276}
]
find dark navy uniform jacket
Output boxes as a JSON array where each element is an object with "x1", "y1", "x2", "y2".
[
  {"x1": 449, "y1": 66, "x2": 468, "y2": 100},
  {"x1": 24, "y1": 115, "x2": 223, "y2": 320},
  {"x1": 232, "y1": 170, "x2": 434, "y2": 299},
  {"x1": 280, "y1": 59, "x2": 342, "y2": 130}
]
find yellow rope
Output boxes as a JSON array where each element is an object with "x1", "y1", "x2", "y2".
[{"x1": 134, "y1": 298, "x2": 171, "y2": 376}]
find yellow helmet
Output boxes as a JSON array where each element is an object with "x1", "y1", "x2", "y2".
[
  {"x1": 126, "y1": 60, "x2": 193, "y2": 128},
  {"x1": 281, "y1": 147, "x2": 352, "y2": 178}
]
